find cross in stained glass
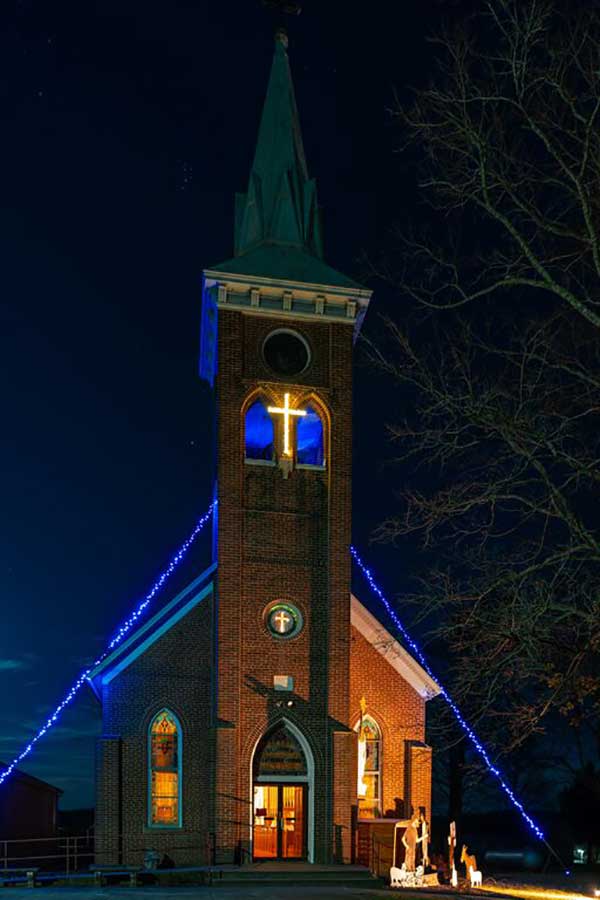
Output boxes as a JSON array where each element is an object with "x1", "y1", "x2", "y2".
[
  {"x1": 267, "y1": 393, "x2": 306, "y2": 456},
  {"x1": 273, "y1": 609, "x2": 293, "y2": 633}
]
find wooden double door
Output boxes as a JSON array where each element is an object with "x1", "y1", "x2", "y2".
[{"x1": 252, "y1": 783, "x2": 307, "y2": 860}]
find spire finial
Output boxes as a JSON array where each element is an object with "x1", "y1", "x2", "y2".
[
  {"x1": 262, "y1": 1, "x2": 302, "y2": 45},
  {"x1": 275, "y1": 26, "x2": 289, "y2": 49},
  {"x1": 262, "y1": 0, "x2": 302, "y2": 16}
]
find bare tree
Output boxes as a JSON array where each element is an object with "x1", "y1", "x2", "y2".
[
  {"x1": 370, "y1": 308, "x2": 600, "y2": 758},
  {"x1": 390, "y1": 0, "x2": 600, "y2": 329},
  {"x1": 367, "y1": 0, "x2": 600, "y2": 764}
]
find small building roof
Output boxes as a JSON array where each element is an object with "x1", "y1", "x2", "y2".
[{"x1": 0, "y1": 763, "x2": 63, "y2": 795}]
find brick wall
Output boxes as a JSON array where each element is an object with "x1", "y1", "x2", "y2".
[
  {"x1": 405, "y1": 742, "x2": 432, "y2": 822},
  {"x1": 95, "y1": 595, "x2": 213, "y2": 866},
  {"x1": 215, "y1": 309, "x2": 355, "y2": 863},
  {"x1": 95, "y1": 736, "x2": 121, "y2": 864},
  {"x1": 94, "y1": 305, "x2": 434, "y2": 868},
  {"x1": 349, "y1": 626, "x2": 431, "y2": 820}
]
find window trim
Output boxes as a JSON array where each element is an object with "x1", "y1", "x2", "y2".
[
  {"x1": 261, "y1": 328, "x2": 312, "y2": 378},
  {"x1": 354, "y1": 714, "x2": 382, "y2": 819},
  {"x1": 244, "y1": 397, "x2": 276, "y2": 464},
  {"x1": 295, "y1": 401, "x2": 327, "y2": 469},
  {"x1": 147, "y1": 708, "x2": 183, "y2": 830},
  {"x1": 264, "y1": 601, "x2": 304, "y2": 640}
]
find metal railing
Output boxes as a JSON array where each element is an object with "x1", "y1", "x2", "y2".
[
  {"x1": 0, "y1": 834, "x2": 94, "y2": 874},
  {"x1": 370, "y1": 832, "x2": 394, "y2": 879},
  {"x1": 0, "y1": 831, "x2": 218, "y2": 876}
]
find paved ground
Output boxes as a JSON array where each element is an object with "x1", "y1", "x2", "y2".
[
  {"x1": 0, "y1": 889, "x2": 394, "y2": 900},
  {"x1": 491, "y1": 872, "x2": 599, "y2": 895},
  {"x1": 4, "y1": 871, "x2": 598, "y2": 900}
]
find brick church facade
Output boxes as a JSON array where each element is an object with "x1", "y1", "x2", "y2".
[{"x1": 90, "y1": 31, "x2": 439, "y2": 866}]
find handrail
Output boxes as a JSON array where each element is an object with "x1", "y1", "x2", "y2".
[
  {"x1": 0, "y1": 831, "x2": 209, "y2": 874},
  {"x1": 369, "y1": 831, "x2": 395, "y2": 878}
]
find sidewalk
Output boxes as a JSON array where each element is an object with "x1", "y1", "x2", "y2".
[{"x1": 0, "y1": 887, "x2": 394, "y2": 900}]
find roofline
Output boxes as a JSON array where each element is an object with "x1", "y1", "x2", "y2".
[
  {"x1": 90, "y1": 577, "x2": 215, "y2": 695},
  {"x1": 350, "y1": 594, "x2": 441, "y2": 700},
  {"x1": 203, "y1": 268, "x2": 372, "y2": 303},
  {"x1": 86, "y1": 569, "x2": 438, "y2": 703},
  {"x1": 0, "y1": 763, "x2": 63, "y2": 795},
  {"x1": 88, "y1": 560, "x2": 217, "y2": 697}
]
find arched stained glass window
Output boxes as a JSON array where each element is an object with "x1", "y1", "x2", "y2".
[
  {"x1": 356, "y1": 716, "x2": 381, "y2": 819},
  {"x1": 253, "y1": 724, "x2": 308, "y2": 779},
  {"x1": 149, "y1": 709, "x2": 181, "y2": 827},
  {"x1": 245, "y1": 400, "x2": 275, "y2": 462},
  {"x1": 296, "y1": 405, "x2": 324, "y2": 467}
]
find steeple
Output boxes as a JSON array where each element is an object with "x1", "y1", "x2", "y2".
[
  {"x1": 234, "y1": 30, "x2": 323, "y2": 259},
  {"x1": 208, "y1": 29, "x2": 368, "y2": 293}
]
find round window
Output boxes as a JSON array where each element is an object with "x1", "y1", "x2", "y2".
[
  {"x1": 262, "y1": 330, "x2": 310, "y2": 377},
  {"x1": 265, "y1": 603, "x2": 303, "y2": 639}
]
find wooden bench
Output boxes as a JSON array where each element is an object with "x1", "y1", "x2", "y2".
[
  {"x1": 89, "y1": 865, "x2": 141, "y2": 887},
  {"x1": 0, "y1": 868, "x2": 39, "y2": 888}
]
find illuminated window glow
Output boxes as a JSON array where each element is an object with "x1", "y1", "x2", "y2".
[
  {"x1": 149, "y1": 710, "x2": 181, "y2": 827},
  {"x1": 356, "y1": 716, "x2": 381, "y2": 819},
  {"x1": 266, "y1": 603, "x2": 303, "y2": 639},
  {"x1": 297, "y1": 405, "x2": 324, "y2": 466},
  {"x1": 245, "y1": 400, "x2": 275, "y2": 461},
  {"x1": 271, "y1": 608, "x2": 294, "y2": 633},
  {"x1": 267, "y1": 393, "x2": 306, "y2": 457}
]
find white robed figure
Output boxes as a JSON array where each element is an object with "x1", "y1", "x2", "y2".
[{"x1": 357, "y1": 696, "x2": 368, "y2": 799}]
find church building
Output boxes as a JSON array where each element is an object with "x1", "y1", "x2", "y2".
[{"x1": 90, "y1": 31, "x2": 439, "y2": 867}]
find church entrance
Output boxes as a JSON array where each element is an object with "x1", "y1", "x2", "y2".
[
  {"x1": 251, "y1": 722, "x2": 312, "y2": 861},
  {"x1": 252, "y1": 783, "x2": 306, "y2": 859}
]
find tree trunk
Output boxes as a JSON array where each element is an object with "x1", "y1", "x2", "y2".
[{"x1": 448, "y1": 740, "x2": 465, "y2": 830}]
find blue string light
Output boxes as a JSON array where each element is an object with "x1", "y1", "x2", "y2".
[
  {"x1": 0, "y1": 502, "x2": 216, "y2": 788},
  {"x1": 350, "y1": 544, "x2": 547, "y2": 842},
  {"x1": 0, "y1": 496, "x2": 561, "y2": 867}
]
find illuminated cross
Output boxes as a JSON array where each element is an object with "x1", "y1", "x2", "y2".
[
  {"x1": 267, "y1": 392, "x2": 306, "y2": 457},
  {"x1": 273, "y1": 609, "x2": 293, "y2": 633}
]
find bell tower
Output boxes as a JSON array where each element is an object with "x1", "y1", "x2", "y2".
[{"x1": 201, "y1": 30, "x2": 371, "y2": 863}]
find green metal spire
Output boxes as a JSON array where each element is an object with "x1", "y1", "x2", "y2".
[
  {"x1": 234, "y1": 30, "x2": 323, "y2": 258},
  {"x1": 212, "y1": 29, "x2": 365, "y2": 291}
]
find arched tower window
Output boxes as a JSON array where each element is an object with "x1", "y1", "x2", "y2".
[
  {"x1": 296, "y1": 405, "x2": 324, "y2": 467},
  {"x1": 356, "y1": 715, "x2": 381, "y2": 819},
  {"x1": 148, "y1": 709, "x2": 181, "y2": 828},
  {"x1": 245, "y1": 399, "x2": 275, "y2": 462}
]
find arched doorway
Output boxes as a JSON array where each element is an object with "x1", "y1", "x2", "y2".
[{"x1": 250, "y1": 720, "x2": 314, "y2": 862}]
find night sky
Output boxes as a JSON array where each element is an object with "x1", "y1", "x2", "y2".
[{"x1": 2, "y1": 0, "x2": 446, "y2": 809}]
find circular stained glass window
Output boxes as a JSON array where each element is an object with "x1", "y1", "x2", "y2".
[
  {"x1": 266, "y1": 603, "x2": 303, "y2": 639},
  {"x1": 263, "y1": 329, "x2": 310, "y2": 377}
]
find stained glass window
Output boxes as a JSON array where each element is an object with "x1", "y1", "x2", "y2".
[
  {"x1": 296, "y1": 405, "x2": 324, "y2": 466},
  {"x1": 356, "y1": 716, "x2": 381, "y2": 819},
  {"x1": 149, "y1": 710, "x2": 180, "y2": 827},
  {"x1": 266, "y1": 603, "x2": 303, "y2": 639},
  {"x1": 254, "y1": 725, "x2": 307, "y2": 778},
  {"x1": 245, "y1": 400, "x2": 275, "y2": 461}
]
